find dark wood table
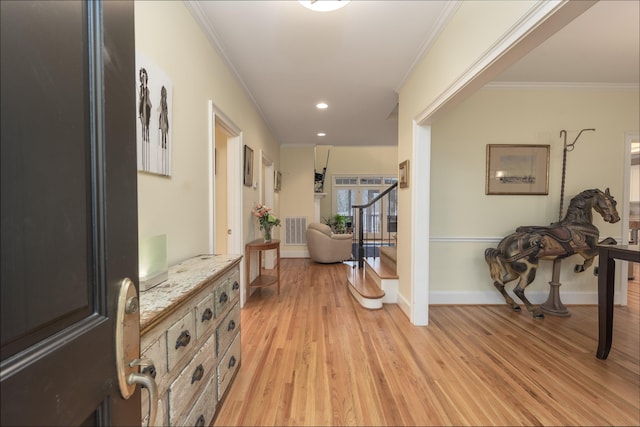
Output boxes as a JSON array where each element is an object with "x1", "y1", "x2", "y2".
[{"x1": 596, "y1": 244, "x2": 640, "y2": 359}]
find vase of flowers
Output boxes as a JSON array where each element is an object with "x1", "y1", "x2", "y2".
[{"x1": 252, "y1": 203, "x2": 281, "y2": 242}]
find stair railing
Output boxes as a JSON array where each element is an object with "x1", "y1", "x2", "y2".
[{"x1": 352, "y1": 182, "x2": 398, "y2": 269}]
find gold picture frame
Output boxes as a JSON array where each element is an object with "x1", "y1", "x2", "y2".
[
  {"x1": 243, "y1": 145, "x2": 253, "y2": 187},
  {"x1": 486, "y1": 144, "x2": 550, "y2": 195},
  {"x1": 274, "y1": 170, "x2": 282, "y2": 192},
  {"x1": 399, "y1": 160, "x2": 409, "y2": 188}
]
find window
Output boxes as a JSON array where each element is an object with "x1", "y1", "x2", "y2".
[{"x1": 332, "y1": 175, "x2": 397, "y2": 238}]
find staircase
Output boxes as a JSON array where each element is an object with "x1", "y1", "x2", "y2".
[
  {"x1": 346, "y1": 239, "x2": 398, "y2": 309},
  {"x1": 345, "y1": 181, "x2": 399, "y2": 309}
]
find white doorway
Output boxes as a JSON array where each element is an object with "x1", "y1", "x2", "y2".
[
  {"x1": 621, "y1": 132, "x2": 640, "y2": 305},
  {"x1": 208, "y1": 101, "x2": 245, "y2": 304},
  {"x1": 261, "y1": 150, "x2": 276, "y2": 269}
]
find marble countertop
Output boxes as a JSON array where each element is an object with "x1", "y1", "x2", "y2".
[{"x1": 140, "y1": 254, "x2": 242, "y2": 333}]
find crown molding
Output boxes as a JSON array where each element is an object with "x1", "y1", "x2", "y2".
[{"x1": 484, "y1": 81, "x2": 640, "y2": 90}]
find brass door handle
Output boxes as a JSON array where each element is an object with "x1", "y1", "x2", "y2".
[{"x1": 115, "y1": 278, "x2": 159, "y2": 427}]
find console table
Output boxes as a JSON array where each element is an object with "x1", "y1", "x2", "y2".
[
  {"x1": 245, "y1": 239, "x2": 280, "y2": 300},
  {"x1": 596, "y1": 244, "x2": 640, "y2": 360}
]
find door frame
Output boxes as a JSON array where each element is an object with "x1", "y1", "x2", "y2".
[
  {"x1": 260, "y1": 150, "x2": 276, "y2": 268},
  {"x1": 208, "y1": 101, "x2": 244, "y2": 304},
  {"x1": 619, "y1": 131, "x2": 639, "y2": 305}
]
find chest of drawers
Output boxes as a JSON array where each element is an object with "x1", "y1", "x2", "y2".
[{"x1": 139, "y1": 254, "x2": 242, "y2": 426}]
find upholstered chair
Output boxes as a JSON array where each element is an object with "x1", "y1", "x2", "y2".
[{"x1": 306, "y1": 223, "x2": 353, "y2": 263}]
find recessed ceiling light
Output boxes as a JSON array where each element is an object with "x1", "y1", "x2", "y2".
[
  {"x1": 316, "y1": 102, "x2": 328, "y2": 109},
  {"x1": 317, "y1": 132, "x2": 326, "y2": 137},
  {"x1": 298, "y1": 1, "x2": 350, "y2": 13}
]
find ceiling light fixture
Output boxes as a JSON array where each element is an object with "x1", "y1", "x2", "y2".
[
  {"x1": 317, "y1": 132, "x2": 326, "y2": 137},
  {"x1": 298, "y1": 0, "x2": 350, "y2": 13},
  {"x1": 316, "y1": 102, "x2": 328, "y2": 109}
]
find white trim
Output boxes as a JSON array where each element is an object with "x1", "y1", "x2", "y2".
[
  {"x1": 428, "y1": 290, "x2": 617, "y2": 306},
  {"x1": 430, "y1": 236, "x2": 502, "y2": 243},
  {"x1": 185, "y1": 2, "x2": 264, "y2": 119},
  {"x1": 620, "y1": 131, "x2": 640, "y2": 306},
  {"x1": 429, "y1": 236, "x2": 624, "y2": 243},
  {"x1": 394, "y1": 0, "x2": 461, "y2": 92},
  {"x1": 397, "y1": 292, "x2": 411, "y2": 320},
  {"x1": 410, "y1": 122, "x2": 430, "y2": 326},
  {"x1": 348, "y1": 285, "x2": 383, "y2": 310},
  {"x1": 484, "y1": 81, "x2": 640, "y2": 90},
  {"x1": 207, "y1": 101, "x2": 244, "y2": 306},
  {"x1": 281, "y1": 250, "x2": 310, "y2": 259},
  {"x1": 415, "y1": 0, "x2": 587, "y2": 125},
  {"x1": 260, "y1": 151, "x2": 276, "y2": 269},
  {"x1": 208, "y1": 101, "x2": 215, "y2": 254}
]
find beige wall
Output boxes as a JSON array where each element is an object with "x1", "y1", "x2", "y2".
[
  {"x1": 429, "y1": 87, "x2": 639, "y2": 302},
  {"x1": 279, "y1": 146, "x2": 315, "y2": 255},
  {"x1": 135, "y1": 1, "x2": 279, "y2": 266},
  {"x1": 396, "y1": 1, "x2": 603, "y2": 322},
  {"x1": 397, "y1": 1, "x2": 540, "y2": 319},
  {"x1": 316, "y1": 146, "x2": 399, "y2": 220},
  {"x1": 278, "y1": 145, "x2": 398, "y2": 257}
]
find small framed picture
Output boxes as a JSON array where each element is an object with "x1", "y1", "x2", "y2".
[
  {"x1": 243, "y1": 145, "x2": 253, "y2": 187},
  {"x1": 274, "y1": 170, "x2": 282, "y2": 192},
  {"x1": 486, "y1": 144, "x2": 549, "y2": 195},
  {"x1": 399, "y1": 160, "x2": 409, "y2": 188}
]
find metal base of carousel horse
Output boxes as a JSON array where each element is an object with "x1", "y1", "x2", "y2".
[{"x1": 540, "y1": 258, "x2": 571, "y2": 316}]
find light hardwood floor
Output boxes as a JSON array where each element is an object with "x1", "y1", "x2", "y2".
[{"x1": 214, "y1": 259, "x2": 640, "y2": 426}]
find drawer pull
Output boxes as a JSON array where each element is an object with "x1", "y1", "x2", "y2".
[
  {"x1": 195, "y1": 414, "x2": 205, "y2": 427},
  {"x1": 228, "y1": 355, "x2": 236, "y2": 369},
  {"x1": 232, "y1": 281, "x2": 239, "y2": 291},
  {"x1": 201, "y1": 308, "x2": 213, "y2": 322},
  {"x1": 219, "y1": 292, "x2": 228, "y2": 304},
  {"x1": 191, "y1": 364, "x2": 204, "y2": 384},
  {"x1": 227, "y1": 320, "x2": 236, "y2": 331},
  {"x1": 175, "y1": 330, "x2": 191, "y2": 349},
  {"x1": 142, "y1": 364, "x2": 156, "y2": 379}
]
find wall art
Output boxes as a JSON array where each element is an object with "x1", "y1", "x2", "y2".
[
  {"x1": 136, "y1": 50, "x2": 172, "y2": 176},
  {"x1": 486, "y1": 144, "x2": 549, "y2": 195}
]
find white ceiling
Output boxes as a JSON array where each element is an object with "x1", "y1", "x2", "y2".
[{"x1": 187, "y1": 0, "x2": 639, "y2": 147}]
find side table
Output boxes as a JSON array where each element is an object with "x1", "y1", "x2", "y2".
[
  {"x1": 596, "y1": 244, "x2": 640, "y2": 359},
  {"x1": 245, "y1": 239, "x2": 280, "y2": 300}
]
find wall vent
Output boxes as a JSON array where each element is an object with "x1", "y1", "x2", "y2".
[{"x1": 285, "y1": 217, "x2": 307, "y2": 245}]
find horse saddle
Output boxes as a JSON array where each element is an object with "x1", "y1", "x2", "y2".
[{"x1": 515, "y1": 224, "x2": 593, "y2": 259}]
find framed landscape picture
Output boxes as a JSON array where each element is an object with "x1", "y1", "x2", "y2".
[{"x1": 486, "y1": 144, "x2": 549, "y2": 195}]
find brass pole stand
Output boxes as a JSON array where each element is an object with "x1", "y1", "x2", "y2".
[{"x1": 541, "y1": 258, "x2": 571, "y2": 316}]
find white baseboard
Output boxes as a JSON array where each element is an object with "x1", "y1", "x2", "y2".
[
  {"x1": 397, "y1": 292, "x2": 411, "y2": 320},
  {"x1": 281, "y1": 249, "x2": 309, "y2": 258},
  {"x1": 427, "y1": 290, "x2": 626, "y2": 305}
]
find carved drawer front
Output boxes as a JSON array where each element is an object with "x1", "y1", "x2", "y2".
[
  {"x1": 216, "y1": 302, "x2": 240, "y2": 357},
  {"x1": 166, "y1": 310, "x2": 195, "y2": 371},
  {"x1": 168, "y1": 333, "x2": 217, "y2": 426},
  {"x1": 217, "y1": 333, "x2": 241, "y2": 401},
  {"x1": 140, "y1": 335, "x2": 167, "y2": 423},
  {"x1": 214, "y1": 279, "x2": 231, "y2": 317},
  {"x1": 142, "y1": 393, "x2": 167, "y2": 427},
  {"x1": 180, "y1": 376, "x2": 217, "y2": 427},
  {"x1": 195, "y1": 293, "x2": 215, "y2": 341},
  {"x1": 227, "y1": 269, "x2": 241, "y2": 303}
]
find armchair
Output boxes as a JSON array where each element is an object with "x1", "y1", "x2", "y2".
[{"x1": 306, "y1": 223, "x2": 353, "y2": 263}]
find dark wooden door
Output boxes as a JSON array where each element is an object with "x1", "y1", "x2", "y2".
[{"x1": 1, "y1": 1, "x2": 140, "y2": 425}]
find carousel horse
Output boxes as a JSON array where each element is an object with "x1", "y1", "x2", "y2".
[{"x1": 485, "y1": 188, "x2": 620, "y2": 318}]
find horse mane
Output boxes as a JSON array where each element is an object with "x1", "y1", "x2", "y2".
[{"x1": 560, "y1": 189, "x2": 601, "y2": 224}]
